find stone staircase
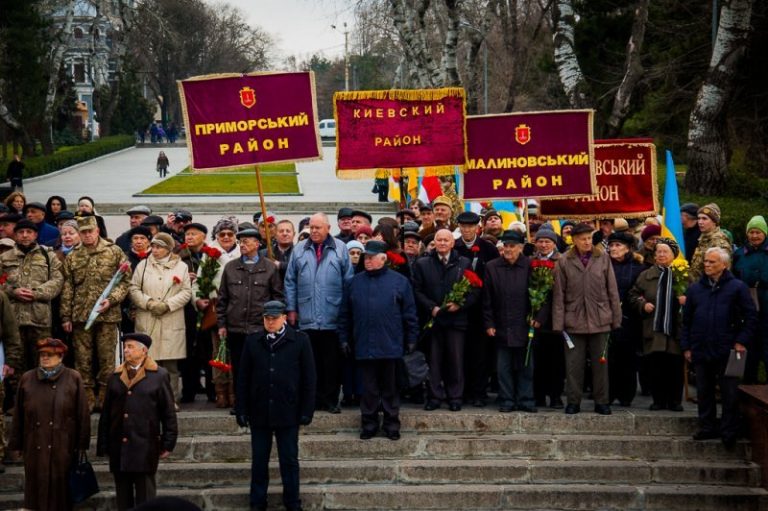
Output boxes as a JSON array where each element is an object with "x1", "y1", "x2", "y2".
[{"x1": 2, "y1": 402, "x2": 767, "y2": 510}]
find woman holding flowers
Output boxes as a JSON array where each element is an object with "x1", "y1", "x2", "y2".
[
  {"x1": 129, "y1": 232, "x2": 192, "y2": 403},
  {"x1": 628, "y1": 238, "x2": 686, "y2": 411}
]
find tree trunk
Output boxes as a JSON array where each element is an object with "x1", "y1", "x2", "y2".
[
  {"x1": 552, "y1": 0, "x2": 592, "y2": 108},
  {"x1": 389, "y1": 0, "x2": 441, "y2": 88},
  {"x1": 604, "y1": 0, "x2": 650, "y2": 138},
  {"x1": 466, "y1": 38, "x2": 483, "y2": 115},
  {"x1": 497, "y1": 0, "x2": 519, "y2": 112},
  {"x1": 684, "y1": 0, "x2": 754, "y2": 195},
  {"x1": 439, "y1": 0, "x2": 461, "y2": 86},
  {"x1": 41, "y1": 0, "x2": 76, "y2": 154}
]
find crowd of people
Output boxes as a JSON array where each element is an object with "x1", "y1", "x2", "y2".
[{"x1": 0, "y1": 189, "x2": 763, "y2": 510}]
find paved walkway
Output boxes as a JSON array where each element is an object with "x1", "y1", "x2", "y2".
[{"x1": 22, "y1": 145, "x2": 377, "y2": 206}]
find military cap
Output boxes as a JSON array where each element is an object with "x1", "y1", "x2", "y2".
[
  {"x1": 183, "y1": 222, "x2": 208, "y2": 235},
  {"x1": 37, "y1": 338, "x2": 68, "y2": 354},
  {"x1": 127, "y1": 226, "x2": 152, "y2": 240},
  {"x1": 364, "y1": 240, "x2": 388, "y2": 255},
  {"x1": 150, "y1": 232, "x2": 175, "y2": 249},
  {"x1": 121, "y1": 333, "x2": 152, "y2": 349},
  {"x1": 77, "y1": 215, "x2": 98, "y2": 231},
  {"x1": 337, "y1": 207, "x2": 355, "y2": 219},
  {"x1": 263, "y1": 300, "x2": 287, "y2": 317},
  {"x1": 14, "y1": 219, "x2": 38, "y2": 232},
  {"x1": 500, "y1": 230, "x2": 525, "y2": 245},
  {"x1": 351, "y1": 210, "x2": 373, "y2": 224},
  {"x1": 126, "y1": 205, "x2": 152, "y2": 216},
  {"x1": 236, "y1": 228, "x2": 261, "y2": 240},
  {"x1": 432, "y1": 196, "x2": 453, "y2": 210},
  {"x1": 23, "y1": 202, "x2": 46, "y2": 214},
  {"x1": 456, "y1": 211, "x2": 481, "y2": 225},
  {"x1": 141, "y1": 215, "x2": 164, "y2": 227}
]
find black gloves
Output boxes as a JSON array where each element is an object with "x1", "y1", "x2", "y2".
[
  {"x1": 236, "y1": 415, "x2": 249, "y2": 428},
  {"x1": 299, "y1": 415, "x2": 312, "y2": 426},
  {"x1": 340, "y1": 343, "x2": 352, "y2": 357}
]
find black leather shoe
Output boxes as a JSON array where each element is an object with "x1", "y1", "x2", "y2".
[
  {"x1": 499, "y1": 405, "x2": 516, "y2": 413},
  {"x1": 424, "y1": 400, "x2": 441, "y2": 411},
  {"x1": 472, "y1": 398, "x2": 486, "y2": 408},
  {"x1": 668, "y1": 403, "x2": 684, "y2": 412},
  {"x1": 449, "y1": 402, "x2": 462, "y2": 412},
  {"x1": 325, "y1": 405, "x2": 341, "y2": 414},
  {"x1": 360, "y1": 430, "x2": 377, "y2": 440},
  {"x1": 565, "y1": 404, "x2": 580, "y2": 414},
  {"x1": 550, "y1": 398, "x2": 564, "y2": 409},
  {"x1": 386, "y1": 431, "x2": 401, "y2": 441},
  {"x1": 594, "y1": 404, "x2": 612, "y2": 415},
  {"x1": 649, "y1": 402, "x2": 663, "y2": 411},
  {"x1": 693, "y1": 430, "x2": 720, "y2": 441},
  {"x1": 517, "y1": 405, "x2": 538, "y2": 413}
]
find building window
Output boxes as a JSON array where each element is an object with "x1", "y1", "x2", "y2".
[
  {"x1": 74, "y1": 63, "x2": 86, "y2": 83},
  {"x1": 93, "y1": 28, "x2": 100, "y2": 40},
  {"x1": 74, "y1": 27, "x2": 84, "y2": 39}
]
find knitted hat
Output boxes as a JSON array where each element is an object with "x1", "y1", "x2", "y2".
[
  {"x1": 698, "y1": 203, "x2": 721, "y2": 224},
  {"x1": 746, "y1": 215, "x2": 768, "y2": 236},
  {"x1": 60, "y1": 219, "x2": 78, "y2": 232},
  {"x1": 534, "y1": 229, "x2": 557, "y2": 243},
  {"x1": 150, "y1": 232, "x2": 175, "y2": 249},
  {"x1": 346, "y1": 240, "x2": 364, "y2": 252},
  {"x1": 212, "y1": 217, "x2": 238, "y2": 238},
  {"x1": 654, "y1": 237, "x2": 680, "y2": 257},
  {"x1": 641, "y1": 224, "x2": 662, "y2": 241},
  {"x1": 355, "y1": 225, "x2": 374, "y2": 238}
]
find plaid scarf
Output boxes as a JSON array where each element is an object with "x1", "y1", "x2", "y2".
[{"x1": 653, "y1": 266, "x2": 675, "y2": 336}]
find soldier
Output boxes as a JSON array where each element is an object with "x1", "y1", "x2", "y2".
[
  {"x1": 61, "y1": 216, "x2": 131, "y2": 412},
  {"x1": 0, "y1": 219, "x2": 64, "y2": 371},
  {"x1": 0, "y1": 290, "x2": 22, "y2": 472}
]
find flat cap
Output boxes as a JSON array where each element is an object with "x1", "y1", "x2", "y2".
[
  {"x1": 128, "y1": 226, "x2": 152, "y2": 239},
  {"x1": 236, "y1": 228, "x2": 261, "y2": 240},
  {"x1": 37, "y1": 338, "x2": 68, "y2": 354},
  {"x1": 126, "y1": 205, "x2": 152, "y2": 216},
  {"x1": 571, "y1": 223, "x2": 594, "y2": 237},
  {"x1": 337, "y1": 207, "x2": 355, "y2": 219},
  {"x1": 680, "y1": 203, "x2": 699, "y2": 217},
  {"x1": 55, "y1": 211, "x2": 75, "y2": 222},
  {"x1": 364, "y1": 240, "x2": 388, "y2": 255},
  {"x1": 456, "y1": 211, "x2": 480, "y2": 225},
  {"x1": 500, "y1": 230, "x2": 525, "y2": 244},
  {"x1": 121, "y1": 333, "x2": 152, "y2": 349},
  {"x1": 351, "y1": 210, "x2": 373, "y2": 224},
  {"x1": 263, "y1": 300, "x2": 287, "y2": 317},
  {"x1": 141, "y1": 215, "x2": 164, "y2": 227},
  {"x1": 183, "y1": 222, "x2": 208, "y2": 235},
  {"x1": 23, "y1": 202, "x2": 46, "y2": 213}
]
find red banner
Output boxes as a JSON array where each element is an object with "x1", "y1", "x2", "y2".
[
  {"x1": 334, "y1": 88, "x2": 467, "y2": 174},
  {"x1": 538, "y1": 139, "x2": 658, "y2": 219},
  {"x1": 462, "y1": 110, "x2": 596, "y2": 200},
  {"x1": 178, "y1": 72, "x2": 321, "y2": 171}
]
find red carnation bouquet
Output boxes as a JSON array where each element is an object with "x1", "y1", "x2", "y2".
[
  {"x1": 386, "y1": 250, "x2": 406, "y2": 269},
  {"x1": 424, "y1": 269, "x2": 483, "y2": 330},
  {"x1": 525, "y1": 259, "x2": 556, "y2": 365},
  {"x1": 209, "y1": 336, "x2": 232, "y2": 372},
  {"x1": 196, "y1": 245, "x2": 223, "y2": 328}
]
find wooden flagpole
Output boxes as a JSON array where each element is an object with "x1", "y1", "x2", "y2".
[{"x1": 255, "y1": 165, "x2": 274, "y2": 260}]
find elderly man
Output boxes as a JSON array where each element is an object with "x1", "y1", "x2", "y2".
[
  {"x1": 0, "y1": 219, "x2": 63, "y2": 371},
  {"x1": 284, "y1": 212, "x2": 354, "y2": 414},
  {"x1": 23, "y1": 202, "x2": 59, "y2": 246},
  {"x1": 413, "y1": 228, "x2": 478, "y2": 411},
  {"x1": 350, "y1": 210, "x2": 373, "y2": 237},
  {"x1": 236, "y1": 301, "x2": 316, "y2": 511},
  {"x1": 61, "y1": 215, "x2": 131, "y2": 412},
  {"x1": 115, "y1": 205, "x2": 152, "y2": 254},
  {"x1": 339, "y1": 241, "x2": 418, "y2": 440},
  {"x1": 431, "y1": 196, "x2": 455, "y2": 230},
  {"x1": 335, "y1": 207, "x2": 355, "y2": 243},
  {"x1": 552, "y1": 222, "x2": 622, "y2": 415},
  {"x1": 98, "y1": 333, "x2": 178, "y2": 510},
  {"x1": 682, "y1": 247, "x2": 757, "y2": 448}
]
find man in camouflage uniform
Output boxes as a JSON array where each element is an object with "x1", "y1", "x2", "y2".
[
  {"x1": 0, "y1": 219, "x2": 64, "y2": 371},
  {"x1": 61, "y1": 216, "x2": 131, "y2": 411},
  {"x1": 0, "y1": 290, "x2": 22, "y2": 472}
]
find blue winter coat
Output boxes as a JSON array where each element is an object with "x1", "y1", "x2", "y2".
[
  {"x1": 680, "y1": 270, "x2": 757, "y2": 363},
  {"x1": 284, "y1": 234, "x2": 354, "y2": 330},
  {"x1": 338, "y1": 267, "x2": 419, "y2": 359},
  {"x1": 733, "y1": 240, "x2": 768, "y2": 331}
]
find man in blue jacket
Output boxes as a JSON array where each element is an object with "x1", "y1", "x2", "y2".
[
  {"x1": 681, "y1": 247, "x2": 757, "y2": 448},
  {"x1": 339, "y1": 241, "x2": 419, "y2": 440},
  {"x1": 284, "y1": 212, "x2": 354, "y2": 414}
]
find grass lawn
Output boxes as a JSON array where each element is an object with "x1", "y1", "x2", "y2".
[{"x1": 139, "y1": 162, "x2": 300, "y2": 195}]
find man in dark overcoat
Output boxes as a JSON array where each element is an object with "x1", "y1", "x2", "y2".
[
  {"x1": 236, "y1": 300, "x2": 316, "y2": 511},
  {"x1": 97, "y1": 333, "x2": 178, "y2": 511}
]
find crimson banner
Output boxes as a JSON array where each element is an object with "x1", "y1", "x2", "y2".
[
  {"x1": 539, "y1": 139, "x2": 658, "y2": 219},
  {"x1": 178, "y1": 72, "x2": 321, "y2": 171},
  {"x1": 334, "y1": 88, "x2": 467, "y2": 174},
  {"x1": 462, "y1": 110, "x2": 596, "y2": 200}
]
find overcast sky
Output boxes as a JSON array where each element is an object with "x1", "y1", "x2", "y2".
[{"x1": 220, "y1": 0, "x2": 356, "y2": 65}]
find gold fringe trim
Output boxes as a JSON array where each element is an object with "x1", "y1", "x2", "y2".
[
  {"x1": 334, "y1": 87, "x2": 465, "y2": 102},
  {"x1": 336, "y1": 165, "x2": 460, "y2": 180}
]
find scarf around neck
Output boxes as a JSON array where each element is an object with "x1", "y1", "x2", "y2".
[{"x1": 653, "y1": 266, "x2": 675, "y2": 336}]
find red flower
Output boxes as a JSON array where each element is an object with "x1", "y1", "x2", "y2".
[
  {"x1": 531, "y1": 259, "x2": 555, "y2": 270},
  {"x1": 463, "y1": 269, "x2": 483, "y2": 288},
  {"x1": 599, "y1": 356, "x2": 608, "y2": 365},
  {"x1": 0, "y1": 273, "x2": 7, "y2": 285},
  {"x1": 137, "y1": 251, "x2": 148, "y2": 259},
  {"x1": 204, "y1": 246, "x2": 222, "y2": 259},
  {"x1": 178, "y1": 243, "x2": 188, "y2": 251},
  {"x1": 173, "y1": 275, "x2": 181, "y2": 284},
  {"x1": 386, "y1": 250, "x2": 406, "y2": 267},
  {"x1": 118, "y1": 262, "x2": 131, "y2": 273},
  {"x1": 471, "y1": 245, "x2": 480, "y2": 253}
]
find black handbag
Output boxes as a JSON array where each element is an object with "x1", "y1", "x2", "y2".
[
  {"x1": 396, "y1": 350, "x2": 429, "y2": 390},
  {"x1": 68, "y1": 451, "x2": 99, "y2": 504}
]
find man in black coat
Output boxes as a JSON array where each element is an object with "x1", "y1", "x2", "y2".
[
  {"x1": 97, "y1": 333, "x2": 178, "y2": 511},
  {"x1": 454, "y1": 211, "x2": 499, "y2": 407},
  {"x1": 236, "y1": 300, "x2": 316, "y2": 511},
  {"x1": 413, "y1": 228, "x2": 479, "y2": 411}
]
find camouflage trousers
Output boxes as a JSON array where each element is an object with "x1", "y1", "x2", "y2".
[{"x1": 74, "y1": 322, "x2": 119, "y2": 407}]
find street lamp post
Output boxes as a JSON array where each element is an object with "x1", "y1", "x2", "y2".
[
  {"x1": 461, "y1": 22, "x2": 488, "y2": 114},
  {"x1": 332, "y1": 22, "x2": 350, "y2": 91}
]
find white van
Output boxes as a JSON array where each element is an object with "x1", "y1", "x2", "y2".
[{"x1": 318, "y1": 119, "x2": 336, "y2": 138}]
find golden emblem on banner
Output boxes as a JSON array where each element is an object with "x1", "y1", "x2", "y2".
[
  {"x1": 239, "y1": 86, "x2": 256, "y2": 108},
  {"x1": 514, "y1": 124, "x2": 531, "y2": 145}
]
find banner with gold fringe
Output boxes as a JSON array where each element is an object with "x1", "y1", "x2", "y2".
[{"x1": 334, "y1": 88, "x2": 467, "y2": 175}]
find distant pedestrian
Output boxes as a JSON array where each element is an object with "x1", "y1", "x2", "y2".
[
  {"x1": 6, "y1": 154, "x2": 24, "y2": 191},
  {"x1": 156, "y1": 151, "x2": 169, "y2": 177}
]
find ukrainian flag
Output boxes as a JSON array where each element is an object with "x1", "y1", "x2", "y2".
[{"x1": 660, "y1": 150, "x2": 686, "y2": 259}]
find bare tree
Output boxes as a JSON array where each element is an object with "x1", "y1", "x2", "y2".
[
  {"x1": 684, "y1": 0, "x2": 755, "y2": 194},
  {"x1": 551, "y1": 0, "x2": 591, "y2": 108}
]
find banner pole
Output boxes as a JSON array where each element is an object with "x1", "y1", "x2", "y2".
[
  {"x1": 523, "y1": 199, "x2": 531, "y2": 243},
  {"x1": 255, "y1": 165, "x2": 274, "y2": 260},
  {"x1": 399, "y1": 168, "x2": 407, "y2": 210}
]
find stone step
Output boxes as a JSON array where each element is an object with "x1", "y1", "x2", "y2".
[
  {"x1": 1, "y1": 459, "x2": 760, "y2": 494},
  {"x1": 130, "y1": 433, "x2": 748, "y2": 463},
  {"x1": 2, "y1": 483, "x2": 767, "y2": 510}
]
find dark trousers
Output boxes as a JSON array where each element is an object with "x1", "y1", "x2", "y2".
[
  {"x1": 463, "y1": 317, "x2": 491, "y2": 400},
  {"x1": 114, "y1": 472, "x2": 156, "y2": 511},
  {"x1": 648, "y1": 351, "x2": 684, "y2": 407},
  {"x1": 565, "y1": 333, "x2": 609, "y2": 405},
  {"x1": 250, "y1": 426, "x2": 300, "y2": 510},
  {"x1": 497, "y1": 346, "x2": 534, "y2": 408},
  {"x1": 180, "y1": 304, "x2": 200, "y2": 400},
  {"x1": 608, "y1": 332, "x2": 638, "y2": 405},
  {"x1": 359, "y1": 359, "x2": 400, "y2": 434},
  {"x1": 229, "y1": 331, "x2": 248, "y2": 401},
  {"x1": 695, "y1": 356, "x2": 741, "y2": 440},
  {"x1": 428, "y1": 326, "x2": 465, "y2": 403},
  {"x1": 306, "y1": 329, "x2": 341, "y2": 408},
  {"x1": 533, "y1": 330, "x2": 565, "y2": 404},
  {"x1": 341, "y1": 356, "x2": 361, "y2": 401},
  {"x1": 197, "y1": 328, "x2": 215, "y2": 401}
]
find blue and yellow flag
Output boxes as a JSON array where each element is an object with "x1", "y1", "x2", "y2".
[{"x1": 660, "y1": 150, "x2": 686, "y2": 259}]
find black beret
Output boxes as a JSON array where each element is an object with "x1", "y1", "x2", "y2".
[
  {"x1": 456, "y1": 211, "x2": 481, "y2": 225},
  {"x1": 183, "y1": 222, "x2": 208, "y2": 235},
  {"x1": 14, "y1": 219, "x2": 38, "y2": 232},
  {"x1": 680, "y1": 203, "x2": 699, "y2": 217},
  {"x1": 121, "y1": 333, "x2": 152, "y2": 349}
]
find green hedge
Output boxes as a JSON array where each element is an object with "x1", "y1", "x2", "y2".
[{"x1": 0, "y1": 135, "x2": 135, "y2": 178}]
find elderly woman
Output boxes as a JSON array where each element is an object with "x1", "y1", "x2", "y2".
[
  {"x1": 733, "y1": 215, "x2": 768, "y2": 383},
  {"x1": 54, "y1": 219, "x2": 81, "y2": 262},
  {"x1": 606, "y1": 231, "x2": 646, "y2": 407},
  {"x1": 193, "y1": 218, "x2": 241, "y2": 407},
  {"x1": 628, "y1": 238, "x2": 685, "y2": 411},
  {"x1": 130, "y1": 232, "x2": 192, "y2": 404},
  {"x1": 9, "y1": 338, "x2": 90, "y2": 511}
]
